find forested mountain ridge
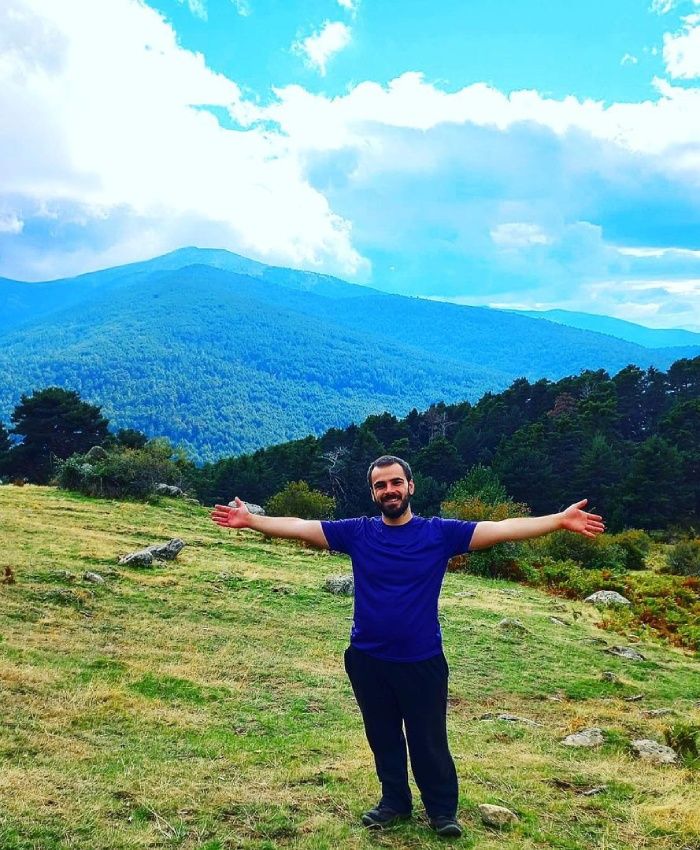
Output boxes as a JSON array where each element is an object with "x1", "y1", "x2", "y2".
[
  {"x1": 2, "y1": 249, "x2": 698, "y2": 461},
  {"x1": 198, "y1": 357, "x2": 699, "y2": 532}
]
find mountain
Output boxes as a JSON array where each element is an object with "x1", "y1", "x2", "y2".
[
  {"x1": 513, "y1": 309, "x2": 700, "y2": 349},
  {"x1": 1, "y1": 249, "x2": 698, "y2": 462}
]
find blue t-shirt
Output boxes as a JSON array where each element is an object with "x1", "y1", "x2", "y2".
[{"x1": 321, "y1": 515, "x2": 476, "y2": 662}]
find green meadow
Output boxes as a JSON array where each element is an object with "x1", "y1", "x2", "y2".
[{"x1": 1, "y1": 485, "x2": 699, "y2": 850}]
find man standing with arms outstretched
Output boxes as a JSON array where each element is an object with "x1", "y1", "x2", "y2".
[{"x1": 211, "y1": 455, "x2": 604, "y2": 839}]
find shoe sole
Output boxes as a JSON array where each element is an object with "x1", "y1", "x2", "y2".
[{"x1": 433, "y1": 825, "x2": 462, "y2": 837}]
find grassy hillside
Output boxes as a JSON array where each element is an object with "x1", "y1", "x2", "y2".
[{"x1": 1, "y1": 486, "x2": 699, "y2": 850}]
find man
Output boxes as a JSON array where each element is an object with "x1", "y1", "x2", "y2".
[{"x1": 211, "y1": 455, "x2": 604, "y2": 839}]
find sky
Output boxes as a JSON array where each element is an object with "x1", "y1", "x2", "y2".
[{"x1": 2, "y1": 0, "x2": 700, "y2": 330}]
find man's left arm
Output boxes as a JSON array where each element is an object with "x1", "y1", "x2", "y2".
[{"x1": 469, "y1": 499, "x2": 604, "y2": 551}]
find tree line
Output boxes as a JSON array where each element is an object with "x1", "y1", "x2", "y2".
[{"x1": 1, "y1": 357, "x2": 698, "y2": 532}]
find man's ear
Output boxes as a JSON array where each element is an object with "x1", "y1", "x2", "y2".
[{"x1": 408, "y1": 480, "x2": 415, "y2": 495}]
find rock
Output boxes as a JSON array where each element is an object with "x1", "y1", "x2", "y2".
[
  {"x1": 119, "y1": 539, "x2": 186, "y2": 566},
  {"x1": 455, "y1": 591, "x2": 477, "y2": 598},
  {"x1": 230, "y1": 500, "x2": 265, "y2": 516},
  {"x1": 606, "y1": 645, "x2": 645, "y2": 661},
  {"x1": 601, "y1": 671, "x2": 618, "y2": 682},
  {"x1": 561, "y1": 728, "x2": 605, "y2": 748},
  {"x1": 145, "y1": 539, "x2": 185, "y2": 561},
  {"x1": 118, "y1": 550, "x2": 154, "y2": 567},
  {"x1": 585, "y1": 590, "x2": 632, "y2": 606},
  {"x1": 325, "y1": 574, "x2": 354, "y2": 595},
  {"x1": 84, "y1": 445, "x2": 108, "y2": 461},
  {"x1": 624, "y1": 694, "x2": 644, "y2": 702},
  {"x1": 479, "y1": 713, "x2": 543, "y2": 727},
  {"x1": 478, "y1": 804, "x2": 519, "y2": 828},
  {"x1": 83, "y1": 572, "x2": 105, "y2": 584},
  {"x1": 498, "y1": 618, "x2": 528, "y2": 633},
  {"x1": 153, "y1": 483, "x2": 185, "y2": 498},
  {"x1": 631, "y1": 739, "x2": 678, "y2": 764},
  {"x1": 581, "y1": 786, "x2": 607, "y2": 796},
  {"x1": 642, "y1": 708, "x2": 675, "y2": 718}
]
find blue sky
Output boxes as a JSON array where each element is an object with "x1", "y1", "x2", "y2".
[{"x1": 2, "y1": 0, "x2": 700, "y2": 329}]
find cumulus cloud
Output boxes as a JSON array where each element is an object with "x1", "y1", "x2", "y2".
[
  {"x1": 0, "y1": 0, "x2": 366, "y2": 280},
  {"x1": 231, "y1": 0, "x2": 251, "y2": 15},
  {"x1": 293, "y1": 21, "x2": 351, "y2": 76},
  {"x1": 337, "y1": 0, "x2": 359, "y2": 14},
  {"x1": 621, "y1": 52, "x2": 639, "y2": 65},
  {"x1": 664, "y1": 12, "x2": 700, "y2": 78}
]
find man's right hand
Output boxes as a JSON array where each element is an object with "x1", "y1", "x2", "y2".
[{"x1": 211, "y1": 498, "x2": 251, "y2": 529}]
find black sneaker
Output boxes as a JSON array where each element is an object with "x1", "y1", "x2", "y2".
[
  {"x1": 429, "y1": 815, "x2": 463, "y2": 838},
  {"x1": 361, "y1": 804, "x2": 411, "y2": 829}
]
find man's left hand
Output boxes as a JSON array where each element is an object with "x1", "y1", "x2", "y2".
[{"x1": 560, "y1": 499, "x2": 605, "y2": 538}]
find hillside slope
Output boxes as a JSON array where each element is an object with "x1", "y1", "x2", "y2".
[
  {"x1": 3, "y1": 251, "x2": 698, "y2": 461},
  {"x1": 1, "y1": 486, "x2": 699, "y2": 850}
]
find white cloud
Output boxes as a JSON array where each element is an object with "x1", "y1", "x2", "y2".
[
  {"x1": 0, "y1": 212, "x2": 23, "y2": 234},
  {"x1": 176, "y1": 0, "x2": 207, "y2": 21},
  {"x1": 337, "y1": 0, "x2": 359, "y2": 14},
  {"x1": 293, "y1": 21, "x2": 351, "y2": 76},
  {"x1": 664, "y1": 13, "x2": 700, "y2": 78},
  {"x1": 231, "y1": 0, "x2": 251, "y2": 15},
  {"x1": 0, "y1": 0, "x2": 367, "y2": 280},
  {"x1": 621, "y1": 52, "x2": 638, "y2": 65},
  {"x1": 490, "y1": 223, "x2": 552, "y2": 249}
]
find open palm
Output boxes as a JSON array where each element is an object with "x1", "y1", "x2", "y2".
[{"x1": 560, "y1": 499, "x2": 605, "y2": 538}]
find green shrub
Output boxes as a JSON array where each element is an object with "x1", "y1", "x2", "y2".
[
  {"x1": 527, "y1": 557, "x2": 627, "y2": 599},
  {"x1": 664, "y1": 723, "x2": 700, "y2": 769},
  {"x1": 265, "y1": 480, "x2": 335, "y2": 520},
  {"x1": 442, "y1": 493, "x2": 531, "y2": 580},
  {"x1": 534, "y1": 530, "x2": 626, "y2": 571},
  {"x1": 57, "y1": 438, "x2": 191, "y2": 499},
  {"x1": 665, "y1": 539, "x2": 700, "y2": 577},
  {"x1": 607, "y1": 530, "x2": 652, "y2": 571}
]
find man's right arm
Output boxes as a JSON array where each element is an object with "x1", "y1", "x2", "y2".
[{"x1": 210, "y1": 498, "x2": 330, "y2": 549}]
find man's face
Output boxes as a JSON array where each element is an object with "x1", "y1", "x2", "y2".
[{"x1": 370, "y1": 463, "x2": 415, "y2": 519}]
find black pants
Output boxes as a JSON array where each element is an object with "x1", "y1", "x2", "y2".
[{"x1": 344, "y1": 645, "x2": 458, "y2": 819}]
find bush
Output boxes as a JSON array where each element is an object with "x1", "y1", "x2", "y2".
[
  {"x1": 57, "y1": 438, "x2": 191, "y2": 499},
  {"x1": 534, "y1": 531, "x2": 627, "y2": 571},
  {"x1": 606, "y1": 530, "x2": 652, "y2": 571},
  {"x1": 665, "y1": 539, "x2": 700, "y2": 577},
  {"x1": 442, "y1": 494, "x2": 530, "y2": 580},
  {"x1": 265, "y1": 480, "x2": 335, "y2": 520},
  {"x1": 664, "y1": 723, "x2": 700, "y2": 769},
  {"x1": 528, "y1": 557, "x2": 627, "y2": 599}
]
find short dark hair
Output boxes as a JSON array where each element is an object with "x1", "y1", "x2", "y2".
[{"x1": 367, "y1": 455, "x2": 413, "y2": 488}]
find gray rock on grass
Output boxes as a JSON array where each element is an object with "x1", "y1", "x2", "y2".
[
  {"x1": 118, "y1": 538, "x2": 185, "y2": 567},
  {"x1": 325, "y1": 574, "x2": 354, "y2": 596},
  {"x1": 479, "y1": 713, "x2": 543, "y2": 727},
  {"x1": 606, "y1": 645, "x2": 645, "y2": 661},
  {"x1": 498, "y1": 618, "x2": 528, "y2": 633},
  {"x1": 83, "y1": 572, "x2": 105, "y2": 584},
  {"x1": 478, "y1": 804, "x2": 519, "y2": 828},
  {"x1": 631, "y1": 739, "x2": 678, "y2": 764},
  {"x1": 585, "y1": 590, "x2": 632, "y2": 606},
  {"x1": 229, "y1": 500, "x2": 266, "y2": 516},
  {"x1": 562, "y1": 728, "x2": 605, "y2": 748},
  {"x1": 154, "y1": 483, "x2": 185, "y2": 498}
]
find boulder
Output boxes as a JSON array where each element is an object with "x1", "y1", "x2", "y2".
[
  {"x1": 478, "y1": 804, "x2": 519, "y2": 828},
  {"x1": 585, "y1": 590, "x2": 632, "y2": 606},
  {"x1": 118, "y1": 550, "x2": 154, "y2": 567},
  {"x1": 631, "y1": 739, "x2": 678, "y2": 764},
  {"x1": 642, "y1": 708, "x2": 674, "y2": 717},
  {"x1": 145, "y1": 539, "x2": 186, "y2": 561},
  {"x1": 562, "y1": 728, "x2": 605, "y2": 748},
  {"x1": 154, "y1": 483, "x2": 185, "y2": 498},
  {"x1": 324, "y1": 574, "x2": 354, "y2": 596},
  {"x1": 606, "y1": 645, "x2": 645, "y2": 661}
]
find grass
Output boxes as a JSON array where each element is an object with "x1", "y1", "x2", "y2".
[{"x1": 0, "y1": 484, "x2": 699, "y2": 850}]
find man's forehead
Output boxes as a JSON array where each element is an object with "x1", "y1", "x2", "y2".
[{"x1": 371, "y1": 464, "x2": 406, "y2": 485}]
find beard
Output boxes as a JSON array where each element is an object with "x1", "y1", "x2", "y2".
[{"x1": 378, "y1": 493, "x2": 411, "y2": 519}]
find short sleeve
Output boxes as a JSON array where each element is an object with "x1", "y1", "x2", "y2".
[
  {"x1": 439, "y1": 518, "x2": 477, "y2": 558},
  {"x1": 321, "y1": 517, "x2": 363, "y2": 555}
]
